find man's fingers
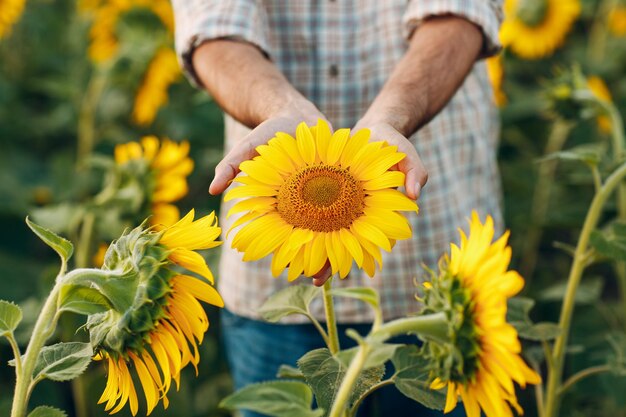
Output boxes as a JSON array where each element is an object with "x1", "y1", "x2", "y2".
[
  {"x1": 208, "y1": 161, "x2": 239, "y2": 195},
  {"x1": 398, "y1": 152, "x2": 428, "y2": 200}
]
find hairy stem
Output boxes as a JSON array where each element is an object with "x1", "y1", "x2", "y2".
[
  {"x1": 329, "y1": 343, "x2": 371, "y2": 417},
  {"x1": 558, "y1": 365, "x2": 611, "y2": 396},
  {"x1": 323, "y1": 278, "x2": 340, "y2": 354}
]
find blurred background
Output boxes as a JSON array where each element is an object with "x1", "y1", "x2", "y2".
[{"x1": 0, "y1": 0, "x2": 625, "y2": 416}]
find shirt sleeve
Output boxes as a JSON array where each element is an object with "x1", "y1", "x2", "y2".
[
  {"x1": 403, "y1": 0, "x2": 503, "y2": 58},
  {"x1": 172, "y1": 0, "x2": 272, "y2": 87}
]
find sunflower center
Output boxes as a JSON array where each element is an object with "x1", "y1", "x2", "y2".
[
  {"x1": 515, "y1": 0, "x2": 548, "y2": 27},
  {"x1": 277, "y1": 165, "x2": 365, "y2": 232}
]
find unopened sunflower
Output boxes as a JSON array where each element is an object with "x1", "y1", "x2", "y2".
[
  {"x1": 0, "y1": 0, "x2": 26, "y2": 39},
  {"x1": 115, "y1": 136, "x2": 193, "y2": 228},
  {"x1": 88, "y1": 210, "x2": 223, "y2": 416},
  {"x1": 225, "y1": 120, "x2": 418, "y2": 280},
  {"x1": 500, "y1": 0, "x2": 581, "y2": 59},
  {"x1": 423, "y1": 212, "x2": 540, "y2": 417}
]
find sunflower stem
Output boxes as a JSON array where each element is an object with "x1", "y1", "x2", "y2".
[
  {"x1": 11, "y1": 278, "x2": 63, "y2": 417},
  {"x1": 369, "y1": 312, "x2": 449, "y2": 344},
  {"x1": 328, "y1": 341, "x2": 371, "y2": 417},
  {"x1": 77, "y1": 67, "x2": 108, "y2": 168},
  {"x1": 349, "y1": 378, "x2": 394, "y2": 416},
  {"x1": 323, "y1": 278, "x2": 340, "y2": 354},
  {"x1": 558, "y1": 364, "x2": 611, "y2": 396},
  {"x1": 543, "y1": 161, "x2": 626, "y2": 417}
]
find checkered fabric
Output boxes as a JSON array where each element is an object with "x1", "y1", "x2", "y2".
[{"x1": 173, "y1": 0, "x2": 504, "y2": 323}]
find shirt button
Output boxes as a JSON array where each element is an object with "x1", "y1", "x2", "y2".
[{"x1": 329, "y1": 64, "x2": 339, "y2": 77}]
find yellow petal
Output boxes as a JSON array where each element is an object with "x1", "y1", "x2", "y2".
[
  {"x1": 363, "y1": 170, "x2": 405, "y2": 190},
  {"x1": 296, "y1": 122, "x2": 316, "y2": 164},
  {"x1": 326, "y1": 128, "x2": 350, "y2": 165},
  {"x1": 315, "y1": 119, "x2": 332, "y2": 163},
  {"x1": 365, "y1": 189, "x2": 419, "y2": 212}
]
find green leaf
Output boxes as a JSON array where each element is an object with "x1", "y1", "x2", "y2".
[
  {"x1": 590, "y1": 227, "x2": 626, "y2": 262},
  {"x1": 258, "y1": 285, "x2": 322, "y2": 323},
  {"x1": 518, "y1": 322, "x2": 562, "y2": 341},
  {"x1": 277, "y1": 364, "x2": 304, "y2": 379},
  {"x1": 336, "y1": 343, "x2": 401, "y2": 370},
  {"x1": 539, "y1": 143, "x2": 606, "y2": 166},
  {"x1": 27, "y1": 406, "x2": 68, "y2": 417},
  {"x1": 390, "y1": 345, "x2": 445, "y2": 410},
  {"x1": 539, "y1": 277, "x2": 603, "y2": 305},
  {"x1": 506, "y1": 297, "x2": 535, "y2": 324},
  {"x1": 62, "y1": 268, "x2": 135, "y2": 313},
  {"x1": 330, "y1": 287, "x2": 380, "y2": 310},
  {"x1": 0, "y1": 300, "x2": 22, "y2": 336},
  {"x1": 297, "y1": 348, "x2": 384, "y2": 416},
  {"x1": 33, "y1": 342, "x2": 93, "y2": 382},
  {"x1": 25, "y1": 217, "x2": 74, "y2": 263},
  {"x1": 58, "y1": 284, "x2": 113, "y2": 315},
  {"x1": 220, "y1": 381, "x2": 323, "y2": 417},
  {"x1": 607, "y1": 332, "x2": 626, "y2": 376}
]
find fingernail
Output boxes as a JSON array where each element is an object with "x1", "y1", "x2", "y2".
[{"x1": 414, "y1": 182, "x2": 421, "y2": 200}]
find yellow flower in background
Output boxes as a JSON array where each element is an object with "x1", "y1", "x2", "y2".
[
  {"x1": 425, "y1": 212, "x2": 540, "y2": 417},
  {"x1": 115, "y1": 136, "x2": 193, "y2": 228},
  {"x1": 587, "y1": 76, "x2": 613, "y2": 134},
  {"x1": 90, "y1": 210, "x2": 223, "y2": 416},
  {"x1": 486, "y1": 55, "x2": 506, "y2": 107},
  {"x1": 0, "y1": 0, "x2": 26, "y2": 39},
  {"x1": 608, "y1": 6, "x2": 626, "y2": 36},
  {"x1": 500, "y1": 0, "x2": 581, "y2": 59},
  {"x1": 225, "y1": 119, "x2": 418, "y2": 281},
  {"x1": 132, "y1": 48, "x2": 182, "y2": 125}
]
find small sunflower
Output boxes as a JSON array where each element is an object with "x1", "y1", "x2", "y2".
[
  {"x1": 132, "y1": 47, "x2": 181, "y2": 126},
  {"x1": 500, "y1": 0, "x2": 581, "y2": 59},
  {"x1": 608, "y1": 6, "x2": 626, "y2": 36},
  {"x1": 423, "y1": 212, "x2": 541, "y2": 417},
  {"x1": 586, "y1": 76, "x2": 613, "y2": 134},
  {"x1": 89, "y1": 210, "x2": 223, "y2": 415},
  {"x1": 115, "y1": 136, "x2": 193, "y2": 228},
  {"x1": 0, "y1": 0, "x2": 26, "y2": 39},
  {"x1": 225, "y1": 119, "x2": 418, "y2": 281},
  {"x1": 486, "y1": 55, "x2": 506, "y2": 107}
]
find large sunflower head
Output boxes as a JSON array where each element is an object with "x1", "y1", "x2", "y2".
[
  {"x1": 500, "y1": 0, "x2": 581, "y2": 59},
  {"x1": 224, "y1": 119, "x2": 418, "y2": 281},
  {"x1": 88, "y1": 210, "x2": 223, "y2": 415},
  {"x1": 114, "y1": 136, "x2": 193, "y2": 228},
  {"x1": 421, "y1": 211, "x2": 540, "y2": 417}
]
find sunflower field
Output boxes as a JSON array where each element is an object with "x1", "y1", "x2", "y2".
[{"x1": 1, "y1": 0, "x2": 626, "y2": 417}]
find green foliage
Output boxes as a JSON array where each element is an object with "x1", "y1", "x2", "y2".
[
  {"x1": 0, "y1": 300, "x2": 22, "y2": 337},
  {"x1": 330, "y1": 288, "x2": 380, "y2": 311},
  {"x1": 590, "y1": 222, "x2": 626, "y2": 261},
  {"x1": 220, "y1": 381, "x2": 323, "y2": 417},
  {"x1": 390, "y1": 345, "x2": 445, "y2": 410},
  {"x1": 32, "y1": 342, "x2": 93, "y2": 382},
  {"x1": 27, "y1": 406, "x2": 68, "y2": 417},
  {"x1": 58, "y1": 285, "x2": 112, "y2": 316},
  {"x1": 507, "y1": 297, "x2": 561, "y2": 341},
  {"x1": 258, "y1": 284, "x2": 321, "y2": 322},
  {"x1": 25, "y1": 217, "x2": 74, "y2": 264}
]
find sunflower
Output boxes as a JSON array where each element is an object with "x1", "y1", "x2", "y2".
[
  {"x1": 586, "y1": 76, "x2": 613, "y2": 134},
  {"x1": 0, "y1": 0, "x2": 26, "y2": 39},
  {"x1": 423, "y1": 212, "x2": 541, "y2": 417},
  {"x1": 132, "y1": 47, "x2": 181, "y2": 126},
  {"x1": 608, "y1": 6, "x2": 626, "y2": 36},
  {"x1": 225, "y1": 119, "x2": 418, "y2": 281},
  {"x1": 115, "y1": 135, "x2": 193, "y2": 228},
  {"x1": 486, "y1": 55, "x2": 506, "y2": 107},
  {"x1": 89, "y1": 210, "x2": 223, "y2": 415},
  {"x1": 500, "y1": 0, "x2": 581, "y2": 59}
]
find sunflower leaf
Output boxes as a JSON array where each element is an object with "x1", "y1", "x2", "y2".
[
  {"x1": 33, "y1": 342, "x2": 93, "y2": 382},
  {"x1": 277, "y1": 364, "x2": 305, "y2": 379},
  {"x1": 0, "y1": 300, "x2": 22, "y2": 336},
  {"x1": 330, "y1": 287, "x2": 380, "y2": 311},
  {"x1": 297, "y1": 348, "x2": 384, "y2": 417},
  {"x1": 589, "y1": 226, "x2": 626, "y2": 262},
  {"x1": 336, "y1": 343, "x2": 401, "y2": 370},
  {"x1": 518, "y1": 322, "x2": 562, "y2": 341},
  {"x1": 390, "y1": 345, "x2": 445, "y2": 410},
  {"x1": 258, "y1": 285, "x2": 322, "y2": 322},
  {"x1": 219, "y1": 380, "x2": 323, "y2": 417},
  {"x1": 25, "y1": 217, "x2": 74, "y2": 263},
  {"x1": 58, "y1": 284, "x2": 113, "y2": 316},
  {"x1": 27, "y1": 406, "x2": 68, "y2": 417},
  {"x1": 538, "y1": 143, "x2": 606, "y2": 166}
]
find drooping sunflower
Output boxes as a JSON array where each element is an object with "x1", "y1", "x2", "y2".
[
  {"x1": 608, "y1": 6, "x2": 626, "y2": 36},
  {"x1": 500, "y1": 0, "x2": 581, "y2": 59},
  {"x1": 132, "y1": 47, "x2": 182, "y2": 126},
  {"x1": 225, "y1": 119, "x2": 418, "y2": 281},
  {"x1": 423, "y1": 212, "x2": 541, "y2": 417},
  {"x1": 586, "y1": 76, "x2": 613, "y2": 134},
  {"x1": 115, "y1": 135, "x2": 193, "y2": 228},
  {"x1": 0, "y1": 0, "x2": 26, "y2": 39},
  {"x1": 89, "y1": 210, "x2": 223, "y2": 415},
  {"x1": 486, "y1": 55, "x2": 506, "y2": 107}
]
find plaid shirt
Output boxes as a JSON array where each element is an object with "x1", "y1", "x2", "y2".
[{"x1": 173, "y1": 0, "x2": 504, "y2": 323}]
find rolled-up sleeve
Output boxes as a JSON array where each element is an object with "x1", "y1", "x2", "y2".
[
  {"x1": 172, "y1": 0, "x2": 271, "y2": 87},
  {"x1": 403, "y1": 0, "x2": 503, "y2": 58}
]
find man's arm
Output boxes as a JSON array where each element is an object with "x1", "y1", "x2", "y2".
[
  {"x1": 354, "y1": 15, "x2": 484, "y2": 200},
  {"x1": 191, "y1": 40, "x2": 325, "y2": 195}
]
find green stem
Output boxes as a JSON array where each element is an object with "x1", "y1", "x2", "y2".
[
  {"x1": 587, "y1": 0, "x2": 615, "y2": 62},
  {"x1": 11, "y1": 280, "x2": 63, "y2": 417},
  {"x1": 77, "y1": 69, "x2": 108, "y2": 168},
  {"x1": 306, "y1": 312, "x2": 330, "y2": 347},
  {"x1": 323, "y1": 278, "x2": 340, "y2": 354},
  {"x1": 7, "y1": 335, "x2": 22, "y2": 378},
  {"x1": 558, "y1": 365, "x2": 611, "y2": 396},
  {"x1": 370, "y1": 312, "x2": 450, "y2": 344},
  {"x1": 75, "y1": 211, "x2": 96, "y2": 269},
  {"x1": 349, "y1": 379, "x2": 394, "y2": 416},
  {"x1": 520, "y1": 120, "x2": 572, "y2": 282},
  {"x1": 328, "y1": 343, "x2": 371, "y2": 417},
  {"x1": 543, "y1": 161, "x2": 626, "y2": 417}
]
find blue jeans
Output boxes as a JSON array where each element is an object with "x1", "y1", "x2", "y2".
[{"x1": 221, "y1": 308, "x2": 466, "y2": 417}]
